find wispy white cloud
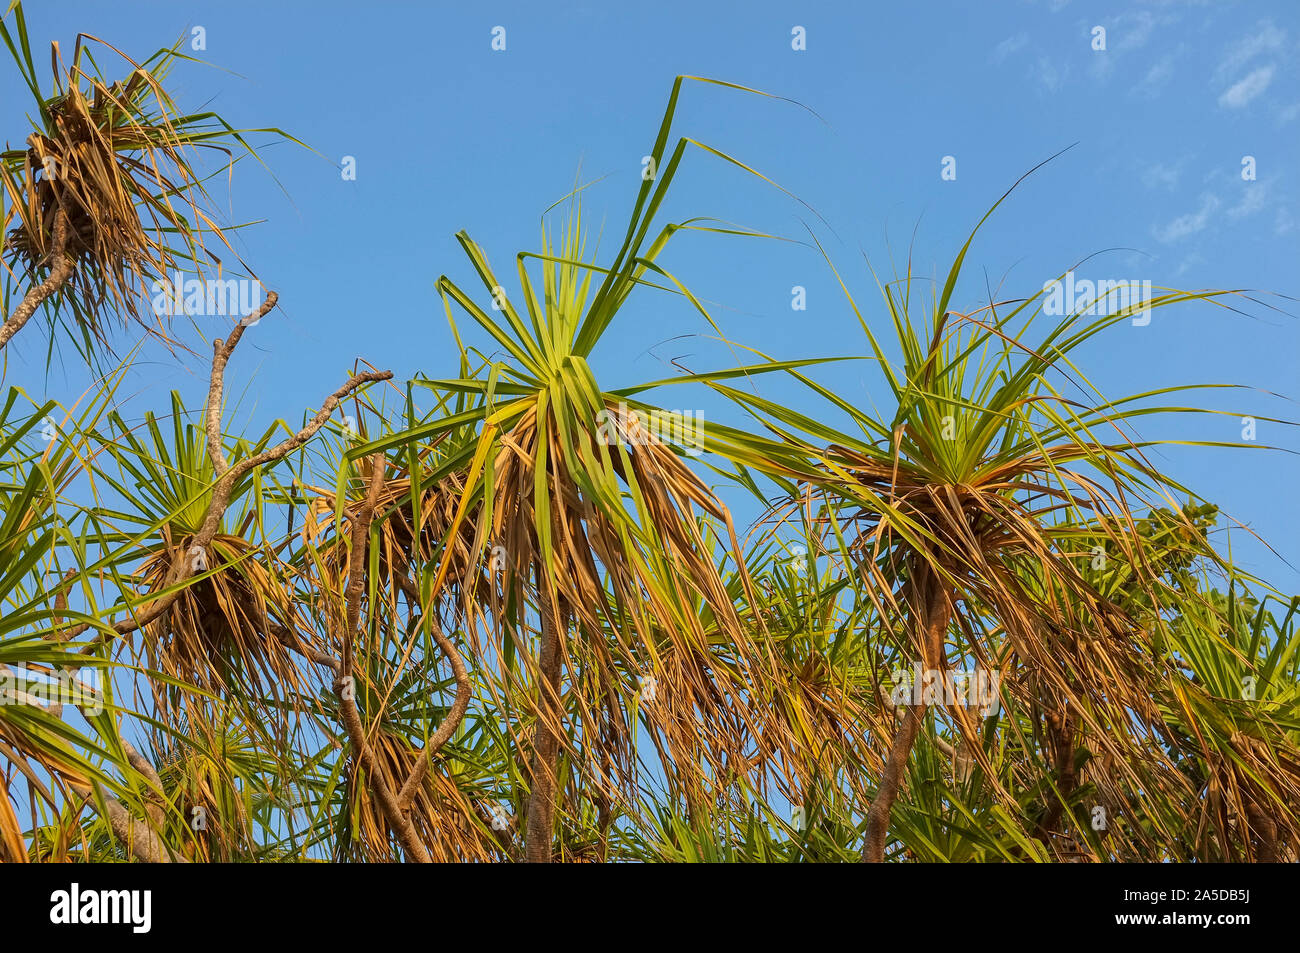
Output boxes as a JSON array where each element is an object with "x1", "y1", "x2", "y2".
[
  {"x1": 992, "y1": 32, "x2": 1029, "y2": 63},
  {"x1": 1225, "y1": 181, "x2": 1269, "y2": 220},
  {"x1": 1135, "y1": 50, "x2": 1179, "y2": 97},
  {"x1": 1214, "y1": 19, "x2": 1285, "y2": 85},
  {"x1": 1032, "y1": 55, "x2": 1068, "y2": 93},
  {"x1": 1153, "y1": 194, "x2": 1221, "y2": 242},
  {"x1": 1152, "y1": 170, "x2": 1286, "y2": 243},
  {"x1": 1115, "y1": 11, "x2": 1158, "y2": 52},
  {"x1": 1219, "y1": 65, "x2": 1275, "y2": 108},
  {"x1": 1088, "y1": 11, "x2": 1170, "y2": 82},
  {"x1": 1141, "y1": 159, "x2": 1188, "y2": 190},
  {"x1": 1213, "y1": 20, "x2": 1284, "y2": 109}
]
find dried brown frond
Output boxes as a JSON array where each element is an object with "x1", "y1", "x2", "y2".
[
  {"x1": 134, "y1": 534, "x2": 310, "y2": 706},
  {"x1": 2, "y1": 30, "x2": 262, "y2": 353},
  {"x1": 339, "y1": 725, "x2": 504, "y2": 863}
]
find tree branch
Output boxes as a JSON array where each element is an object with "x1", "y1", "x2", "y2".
[
  {"x1": 36, "y1": 291, "x2": 390, "y2": 861},
  {"x1": 862, "y1": 563, "x2": 950, "y2": 862},
  {"x1": 0, "y1": 207, "x2": 75, "y2": 351},
  {"x1": 59, "y1": 292, "x2": 391, "y2": 652},
  {"x1": 330, "y1": 454, "x2": 433, "y2": 862},
  {"x1": 391, "y1": 568, "x2": 473, "y2": 811}
]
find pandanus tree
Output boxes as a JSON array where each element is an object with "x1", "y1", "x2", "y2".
[
  {"x1": 1153, "y1": 570, "x2": 1300, "y2": 861},
  {"x1": 0, "y1": 5, "x2": 286, "y2": 362},
  {"x1": 351, "y1": 78, "x2": 829, "y2": 861},
  {"x1": 34, "y1": 293, "x2": 391, "y2": 862},
  {"x1": 0, "y1": 8, "x2": 324, "y2": 860},
  {"x1": 0, "y1": 383, "x2": 130, "y2": 861},
  {"x1": 720, "y1": 169, "x2": 1279, "y2": 860},
  {"x1": 4, "y1": 0, "x2": 1297, "y2": 862}
]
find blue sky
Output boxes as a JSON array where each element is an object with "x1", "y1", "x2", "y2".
[{"x1": 4, "y1": 0, "x2": 1298, "y2": 590}]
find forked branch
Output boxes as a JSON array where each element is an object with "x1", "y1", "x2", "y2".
[
  {"x1": 330, "y1": 456, "x2": 433, "y2": 861},
  {"x1": 61, "y1": 291, "x2": 391, "y2": 649},
  {"x1": 39, "y1": 292, "x2": 390, "y2": 861}
]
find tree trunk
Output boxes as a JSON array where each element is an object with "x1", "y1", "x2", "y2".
[
  {"x1": 524, "y1": 567, "x2": 564, "y2": 862},
  {"x1": 862, "y1": 564, "x2": 950, "y2": 862},
  {"x1": 1245, "y1": 798, "x2": 1279, "y2": 863},
  {"x1": 1039, "y1": 704, "x2": 1078, "y2": 842}
]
